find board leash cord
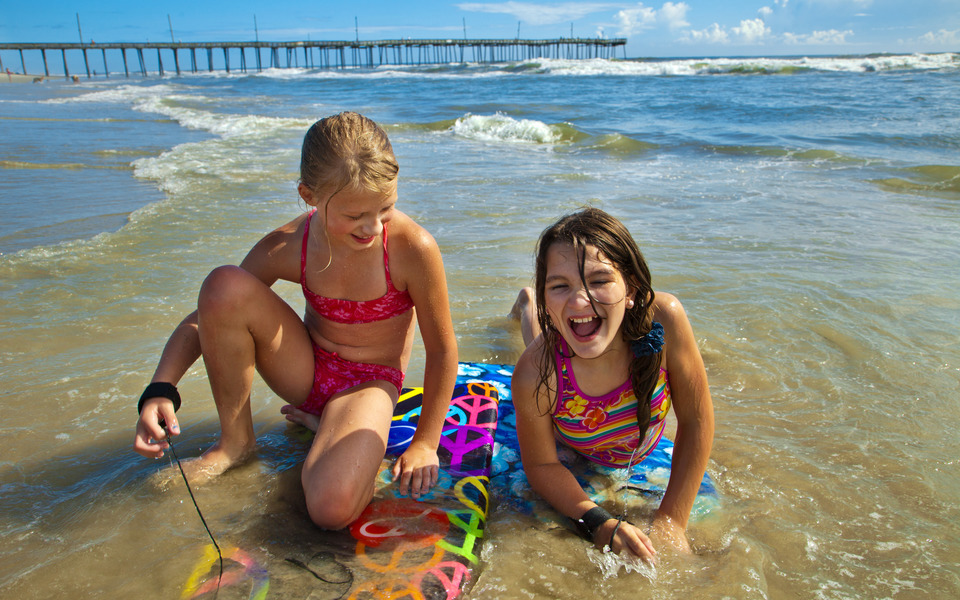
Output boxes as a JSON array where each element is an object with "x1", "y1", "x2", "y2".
[{"x1": 166, "y1": 430, "x2": 224, "y2": 598}]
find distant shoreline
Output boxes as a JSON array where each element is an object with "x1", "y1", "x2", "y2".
[{"x1": 1, "y1": 72, "x2": 80, "y2": 84}]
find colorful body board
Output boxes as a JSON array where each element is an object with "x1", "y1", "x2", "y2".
[
  {"x1": 181, "y1": 362, "x2": 718, "y2": 599},
  {"x1": 182, "y1": 367, "x2": 500, "y2": 600}
]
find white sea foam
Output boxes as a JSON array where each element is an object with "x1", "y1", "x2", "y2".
[
  {"x1": 129, "y1": 123, "x2": 297, "y2": 196},
  {"x1": 450, "y1": 113, "x2": 562, "y2": 144},
  {"x1": 587, "y1": 546, "x2": 658, "y2": 579},
  {"x1": 131, "y1": 133, "x2": 299, "y2": 195},
  {"x1": 41, "y1": 83, "x2": 186, "y2": 104},
  {"x1": 134, "y1": 96, "x2": 307, "y2": 139},
  {"x1": 43, "y1": 82, "x2": 308, "y2": 139},
  {"x1": 528, "y1": 53, "x2": 959, "y2": 76},
  {"x1": 161, "y1": 52, "x2": 958, "y2": 82},
  {"x1": 46, "y1": 83, "x2": 308, "y2": 197}
]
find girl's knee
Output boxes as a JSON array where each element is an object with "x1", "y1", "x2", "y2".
[
  {"x1": 198, "y1": 265, "x2": 257, "y2": 315},
  {"x1": 303, "y1": 482, "x2": 369, "y2": 530}
]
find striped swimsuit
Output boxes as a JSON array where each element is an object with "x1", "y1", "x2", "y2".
[{"x1": 552, "y1": 339, "x2": 671, "y2": 468}]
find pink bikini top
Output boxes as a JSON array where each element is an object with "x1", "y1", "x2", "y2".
[{"x1": 300, "y1": 209, "x2": 414, "y2": 324}]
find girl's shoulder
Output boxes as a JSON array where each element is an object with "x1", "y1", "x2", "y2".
[
  {"x1": 272, "y1": 210, "x2": 312, "y2": 239},
  {"x1": 651, "y1": 291, "x2": 689, "y2": 331},
  {"x1": 387, "y1": 211, "x2": 438, "y2": 253},
  {"x1": 385, "y1": 211, "x2": 443, "y2": 287},
  {"x1": 251, "y1": 212, "x2": 310, "y2": 256},
  {"x1": 514, "y1": 335, "x2": 547, "y2": 381},
  {"x1": 651, "y1": 291, "x2": 702, "y2": 368},
  {"x1": 241, "y1": 212, "x2": 311, "y2": 283},
  {"x1": 512, "y1": 335, "x2": 557, "y2": 414}
]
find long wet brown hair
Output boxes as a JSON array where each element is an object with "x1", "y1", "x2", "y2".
[{"x1": 533, "y1": 207, "x2": 662, "y2": 438}]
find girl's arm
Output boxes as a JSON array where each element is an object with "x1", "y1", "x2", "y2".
[
  {"x1": 513, "y1": 340, "x2": 657, "y2": 561},
  {"x1": 133, "y1": 217, "x2": 302, "y2": 458},
  {"x1": 514, "y1": 342, "x2": 592, "y2": 514},
  {"x1": 391, "y1": 225, "x2": 459, "y2": 497},
  {"x1": 653, "y1": 293, "x2": 715, "y2": 550},
  {"x1": 133, "y1": 311, "x2": 201, "y2": 456}
]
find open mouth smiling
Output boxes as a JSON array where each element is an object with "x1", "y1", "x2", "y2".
[{"x1": 569, "y1": 315, "x2": 602, "y2": 339}]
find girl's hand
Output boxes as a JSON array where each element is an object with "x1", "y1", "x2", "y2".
[
  {"x1": 133, "y1": 397, "x2": 180, "y2": 458},
  {"x1": 391, "y1": 441, "x2": 440, "y2": 499},
  {"x1": 649, "y1": 513, "x2": 692, "y2": 553},
  {"x1": 601, "y1": 518, "x2": 658, "y2": 562}
]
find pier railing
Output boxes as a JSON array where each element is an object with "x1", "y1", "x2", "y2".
[{"x1": 0, "y1": 38, "x2": 626, "y2": 79}]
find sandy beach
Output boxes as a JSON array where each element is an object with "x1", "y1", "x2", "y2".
[{"x1": 1, "y1": 72, "x2": 80, "y2": 83}]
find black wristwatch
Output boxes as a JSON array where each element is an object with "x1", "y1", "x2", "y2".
[{"x1": 571, "y1": 505, "x2": 614, "y2": 541}]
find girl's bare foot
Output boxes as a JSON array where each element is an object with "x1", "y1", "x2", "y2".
[
  {"x1": 510, "y1": 287, "x2": 539, "y2": 347},
  {"x1": 281, "y1": 404, "x2": 321, "y2": 432},
  {"x1": 177, "y1": 441, "x2": 253, "y2": 485},
  {"x1": 149, "y1": 440, "x2": 252, "y2": 490}
]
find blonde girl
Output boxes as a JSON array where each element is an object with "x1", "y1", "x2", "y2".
[{"x1": 134, "y1": 112, "x2": 458, "y2": 529}]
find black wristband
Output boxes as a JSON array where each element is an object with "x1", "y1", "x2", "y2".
[
  {"x1": 571, "y1": 505, "x2": 614, "y2": 541},
  {"x1": 138, "y1": 382, "x2": 181, "y2": 414},
  {"x1": 607, "y1": 517, "x2": 624, "y2": 551}
]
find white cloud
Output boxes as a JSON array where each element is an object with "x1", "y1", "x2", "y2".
[
  {"x1": 784, "y1": 29, "x2": 854, "y2": 44},
  {"x1": 733, "y1": 18, "x2": 771, "y2": 43},
  {"x1": 919, "y1": 29, "x2": 960, "y2": 46},
  {"x1": 659, "y1": 2, "x2": 691, "y2": 30},
  {"x1": 457, "y1": 2, "x2": 621, "y2": 26},
  {"x1": 615, "y1": 2, "x2": 690, "y2": 36},
  {"x1": 616, "y1": 5, "x2": 657, "y2": 34},
  {"x1": 759, "y1": 6, "x2": 773, "y2": 18},
  {"x1": 685, "y1": 18, "x2": 771, "y2": 45},
  {"x1": 687, "y1": 23, "x2": 729, "y2": 44},
  {"x1": 808, "y1": 29, "x2": 853, "y2": 44}
]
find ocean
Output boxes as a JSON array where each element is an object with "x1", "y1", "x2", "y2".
[{"x1": 1, "y1": 53, "x2": 959, "y2": 598}]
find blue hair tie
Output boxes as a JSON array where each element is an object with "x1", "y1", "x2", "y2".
[{"x1": 630, "y1": 322, "x2": 664, "y2": 357}]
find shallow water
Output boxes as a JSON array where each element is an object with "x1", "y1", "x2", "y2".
[{"x1": 1, "y1": 54, "x2": 959, "y2": 598}]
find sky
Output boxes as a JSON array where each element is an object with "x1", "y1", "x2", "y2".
[{"x1": 1, "y1": 1, "x2": 958, "y2": 58}]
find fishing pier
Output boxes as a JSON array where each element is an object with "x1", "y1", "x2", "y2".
[{"x1": 0, "y1": 38, "x2": 626, "y2": 79}]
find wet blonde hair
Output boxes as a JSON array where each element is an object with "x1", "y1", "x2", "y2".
[
  {"x1": 300, "y1": 111, "x2": 399, "y2": 200},
  {"x1": 300, "y1": 112, "x2": 399, "y2": 270}
]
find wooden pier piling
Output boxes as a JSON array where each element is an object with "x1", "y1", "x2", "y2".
[{"x1": 0, "y1": 38, "x2": 626, "y2": 79}]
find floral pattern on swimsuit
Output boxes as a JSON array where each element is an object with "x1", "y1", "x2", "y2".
[{"x1": 552, "y1": 339, "x2": 671, "y2": 468}]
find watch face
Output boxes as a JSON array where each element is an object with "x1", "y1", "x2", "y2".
[{"x1": 573, "y1": 517, "x2": 592, "y2": 540}]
